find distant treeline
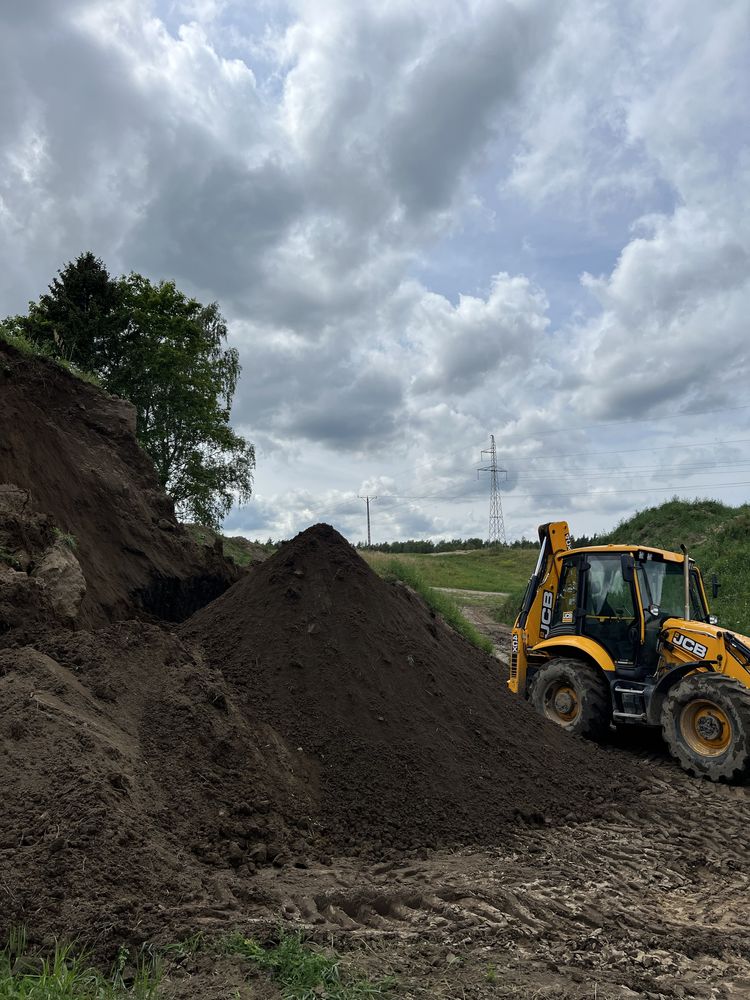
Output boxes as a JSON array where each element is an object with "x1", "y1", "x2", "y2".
[{"x1": 358, "y1": 537, "x2": 539, "y2": 553}]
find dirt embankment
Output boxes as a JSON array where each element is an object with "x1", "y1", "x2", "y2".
[{"x1": 0, "y1": 341, "x2": 238, "y2": 626}]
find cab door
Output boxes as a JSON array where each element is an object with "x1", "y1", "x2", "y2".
[{"x1": 580, "y1": 554, "x2": 640, "y2": 665}]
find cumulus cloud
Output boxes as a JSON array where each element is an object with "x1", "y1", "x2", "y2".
[{"x1": 1, "y1": 0, "x2": 748, "y2": 541}]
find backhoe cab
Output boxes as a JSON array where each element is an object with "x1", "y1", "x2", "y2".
[{"x1": 511, "y1": 521, "x2": 750, "y2": 781}]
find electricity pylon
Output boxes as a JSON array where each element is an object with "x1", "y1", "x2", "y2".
[{"x1": 478, "y1": 434, "x2": 507, "y2": 546}]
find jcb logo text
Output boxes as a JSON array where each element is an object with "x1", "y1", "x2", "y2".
[
  {"x1": 540, "y1": 590, "x2": 554, "y2": 638},
  {"x1": 673, "y1": 633, "x2": 708, "y2": 660}
]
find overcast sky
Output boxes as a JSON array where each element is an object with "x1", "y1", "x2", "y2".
[{"x1": 2, "y1": 0, "x2": 749, "y2": 543}]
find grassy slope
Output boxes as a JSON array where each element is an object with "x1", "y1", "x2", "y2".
[
  {"x1": 363, "y1": 547, "x2": 537, "y2": 592},
  {"x1": 600, "y1": 498, "x2": 750, "y2": 633},
  {"x1": 363, "y1": 548, "x2": 538, "y2": 650},
  {"x1": 375, "y1": 559, "x2": 493, "y2": 654}
]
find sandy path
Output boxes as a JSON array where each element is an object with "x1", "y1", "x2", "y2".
[{"x1": 433, "y1": 586, "x2": 509, "y2": 598}]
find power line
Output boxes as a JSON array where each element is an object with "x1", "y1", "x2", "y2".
[
  {"x1": 513, "y1": 460, "x2": 750, "y2": 483},
  {"x1": 378, "y1": 476, "x2": 750, "y2": 509},
  {"x1": 471, "y1": 479, "x2": 750, "y2": 503},
  {"x1": 293, "y1": 429, "x2": 750, "y2": 525},
  {"x1": 503, "y1": 435, "x2": 750, "y2": 465},
  {"x1": 382, "y1": 433, "x2": 750, "y2": 505},
  {"x1": 386, "y1": 405, "x2": 750, "y2": 487},
  {"x1": 496, "y1": 402, "x2": 750, "y2": 438}
]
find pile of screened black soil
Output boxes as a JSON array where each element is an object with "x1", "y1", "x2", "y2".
[{"x1": 182, "y1": 524, "x2": 637, "y2": 852}]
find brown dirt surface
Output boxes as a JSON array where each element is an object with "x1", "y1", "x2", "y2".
[
  {"x1": 181, "y1": 523, "x2": 639, "y2": 854},
  {"x1": 0, "y1": 341, "x2": 238, "y2": 626},
  {"x1": 243, "y1": 750, "x2": 750, "y2": 999},
  {"x1": 0, "y1": 622, "x2": 316, "y2": 951}
]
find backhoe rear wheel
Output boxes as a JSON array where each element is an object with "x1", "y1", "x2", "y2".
[
  {"x1": 662, "y1": 673, "x2": 750, "y2": 782},
  {"x1": 529, "y1": 658, "x2": 611, "y2": 741}
]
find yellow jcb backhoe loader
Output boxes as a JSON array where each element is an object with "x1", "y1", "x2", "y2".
[{"x1": 510, "y1": 521, "x2": 750, "y2": 781}]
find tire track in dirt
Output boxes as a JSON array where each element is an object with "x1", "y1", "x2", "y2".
[{"x1": 257, "y1": 750, "x2": 750, "y2": 998}]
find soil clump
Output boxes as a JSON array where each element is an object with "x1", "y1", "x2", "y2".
[{"x1": 182, "y1": 523, "x2": 637, "y2": 852}]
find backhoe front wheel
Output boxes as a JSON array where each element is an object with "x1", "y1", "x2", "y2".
[
  {"x1": 662, "y1": 674, "x2": 750, "y2": 782},
  {"x1": 529, "y1": 658, "x2": 611, "y2": 741}
]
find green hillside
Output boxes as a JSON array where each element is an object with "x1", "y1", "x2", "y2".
[
  {"x1": 363, "y1": 546, "x2": 538, "y2": 593},
  {"x1": 599, "y1": 499, "x2": 750, "y2": 634}
]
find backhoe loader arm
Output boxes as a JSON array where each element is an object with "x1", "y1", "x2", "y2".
[{"x1": 509, "y1": 521, "x2": 571, "y2": 695}]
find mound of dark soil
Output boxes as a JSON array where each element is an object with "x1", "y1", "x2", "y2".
[
  {"x1": 0, "y1": 342, "x2": 238, "y2": 626},
  {"x1": 0, "y1": 622, "x2": 316, "y2": 949},
  {"x1": 182, "y1": 524, "x2": 637, "y2": 851}
]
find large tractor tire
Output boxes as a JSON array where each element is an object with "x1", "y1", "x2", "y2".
[
  {"x1": 529, "y1": 658, "x2": 611, "y2": 741},
  {"x1": 661, "y1": 673, "x2": 750, "y2": 782}
]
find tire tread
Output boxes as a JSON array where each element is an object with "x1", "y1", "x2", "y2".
[
  {"x1": 530, "y1": 657, "x2": 611, "y2": 741},
  {"x1": 662, "y1": 673, "x2": 750, "y2": 782}
]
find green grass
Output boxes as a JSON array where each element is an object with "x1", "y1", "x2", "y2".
[
  {"x1": 493, "y1": 586, "x2": 528, "y2": 628},
  {"x1": 221, "y1": 932, "x2": 392, "y2": 1000},
  {"x1": 0, "y1": 929, "x2": 160, "y2": 1000},
  {"x1": 0, "y1": 328, "x2": 101, "y2": 388},
  {"x1": 492, "y1": 499, "x2": 750, "y2": 632},
  {"x1": 380, "y1": 559, "x2": 493, "y2": 654},
  {"x1": 184, "y1": 523, "x2": 274, "y2": 567},
  {"x1": 363, "y1": 546, "x2": 537, "y2": 593},
  {"x1": 363, "y1": 546, "x2": 536, "y2": 635},
  {"x1": 0, "y1": 929, "x2": 391, "y2": 1000},
  {"x1": 52, "y1": 528, "x2": 77, "y2": 550},
  {"x1": 600, "y1": 498, "x2": 750, "y2": 634},
  {"x1": 367, "y1": 498, "x2": 750, "y2": 637}
]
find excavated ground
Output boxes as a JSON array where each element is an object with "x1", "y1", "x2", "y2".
[
  {"x1": 0, "y1": 341, "x2": 238, "y2": 625},
  {"x1": 1, "y1": 346, "x2": 749, "y2": 998},
  {"x1": 242, "y1": 750, "x2": 750, "y2": 1000}
]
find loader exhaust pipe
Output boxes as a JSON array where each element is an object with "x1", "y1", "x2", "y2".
[{"x1": 680, "y1": 543, "x2": 690, "y2": 620}]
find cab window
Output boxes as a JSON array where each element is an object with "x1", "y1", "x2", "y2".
[
  {"x1": 636, "y1": 560, "x2": 707, "y2": 621},
  {"x1": 585, "y1": 555, "x2": 635, "y2": 618},
  {"x1": 582, "y1": 554, "x2": 637, "y2": 663},
  {"x1": 552, "y1": 559, "x2": 579, "y2": 628}
]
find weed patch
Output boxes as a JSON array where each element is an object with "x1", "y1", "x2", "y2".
[
  {"x1": 52, "y1": 527, "x2": 77, "y2": 550},
  {"x1": 221, "y1": 932, "x2": 392, "y2": 1000},
  {"x1": 0, "y1": 328, "x2": 101, "y2": 388},
  {"x1": 0, "y1": 929, "x2": 160, "y2": 1000}
]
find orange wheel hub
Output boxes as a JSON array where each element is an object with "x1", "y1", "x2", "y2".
[{"x1": 681, "y1": 700, "x2": 733, "y2": 757}]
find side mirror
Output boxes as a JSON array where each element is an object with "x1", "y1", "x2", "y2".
[
  {"x1": 621, "y1": 553, "x2": 635, "y2": 584},
  {"x1": 712, "y1": 574, "x2": 720, "y2": 599}
]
